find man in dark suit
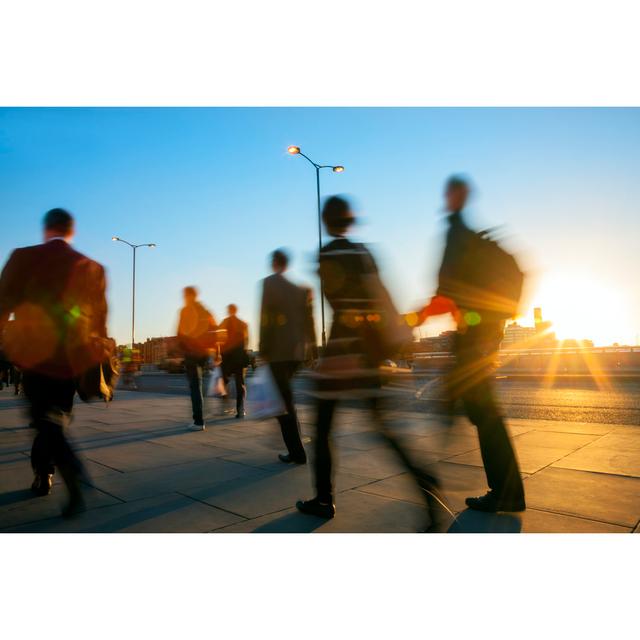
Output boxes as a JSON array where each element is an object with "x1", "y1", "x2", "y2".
[
  {"x1": 260, "y1": 249, "x2": 317, "y2": 464},
  {"x1": 0, "y1": 208, "x2": 108, "y2": 517}
]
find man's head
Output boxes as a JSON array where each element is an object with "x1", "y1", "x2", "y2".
[
  {"x1": 322, "y1": 195, "x2": 355, "y2": 237},
  {"x1": 183, "y1": 286, "x2": 198, "y2": 304},
  {"x1": 271, "y1": 248, "x2": 289, "y2": 274},
  {"x1": 444, "y1": 176, "x2": 470, "y2": 214},
  {"x1": 43, "y1": 208, "x2": 74, "y2": 242},
  {"x1": 227, "y1": 303, "x2": 238, "y2": 316}
]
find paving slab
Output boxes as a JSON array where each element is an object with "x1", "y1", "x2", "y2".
[
  {"x1": 82, "y1": 439, "x2": 222, "y2": 473},
  {"x1": 512, "y1": 430, "x2": 603, "y2": 449},
  {"x1": 0, "y1": 485, "x2": 121, "y2": 530},
  {"x1": 215, "y1": 489, "x2": 427, "y2": 533},
  {"x1": 519, "y1": 508, "x2": 630, "y2": 533},
  {"x1": 4, "y1": 492, "x2": 244, "y2": 533},
  {"x1": 552, "y1": 432, "x2": 640, "y2": 478},
  {"x1": 87, "y1": 457, "x2": 269, "y2": 502},
  {"x1": 523, "y1": 467, "x2": 640, "y2": 527},
  {"x1": 446, "y1": 444, "x2": 578, "y2": 474},
  {"x1": 182, "y1": 466, "x2": 373, "y2": 519},
  {"x1": 509, "y1": 418, "x2": 615, "y2": 436}
]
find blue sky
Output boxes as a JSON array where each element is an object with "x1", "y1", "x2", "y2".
[{"x1": 1, "y1": 107, "x2": 639, "y2": 347}]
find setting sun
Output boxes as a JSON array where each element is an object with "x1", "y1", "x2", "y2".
[{"x1": 528, "y1": 274, "x2": 631, "y2": 347}]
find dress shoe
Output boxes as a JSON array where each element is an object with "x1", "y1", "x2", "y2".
[
  {"x1": 465, "y1": 491, "x2": 526, "y2": 513},
  {"x1": 235, "y1": 411, "x2": 245, "y2": 419},
  {"x1": 31, "y1": 473, "x2": 53, "y2": 496},
  {"x1": 189, "y1": 422, "x2": 206, "y2": 431},
  {"x1": 278, "y1": 453, "x2": 306, "y2": 465},
  {"x1": 296, "y1": 496, "x2": 336, "y2": 519}
]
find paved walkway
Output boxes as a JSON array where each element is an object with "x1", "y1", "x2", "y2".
[{"x1": 1, "y1": 389, "x2": 639, "y2": 533}]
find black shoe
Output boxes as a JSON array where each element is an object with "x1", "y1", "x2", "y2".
[
  {"x1": 296, "y1": 496, "x2": 336, "y2": 519},
  {"x1": 31, "y1": 473, "x2": 53, "y2": 496},
  {"x1": 465, "y1": 491, "x2": 526, "y2": 513},
  {"x1": 278, "y1": 453, "x2": 307, "y2": 465},
  {"x1": 235, "y1": 411, "x2": 246, "y2": 419}
]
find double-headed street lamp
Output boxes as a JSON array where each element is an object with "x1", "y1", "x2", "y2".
[
  {"x1": 287, "y1": 145, "x2": 344, "y2": 348},
  {"x1": 112, "y1": 236, "x2": 156, "y2": 348}
]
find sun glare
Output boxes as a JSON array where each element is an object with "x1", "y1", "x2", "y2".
[{"x1": 530, "y1": 274, "x2": 629, "y2": 346}]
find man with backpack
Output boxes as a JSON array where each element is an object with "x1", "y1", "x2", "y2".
[{"x1": 415, "y1": 176, "x2": 525, "y2": 513}]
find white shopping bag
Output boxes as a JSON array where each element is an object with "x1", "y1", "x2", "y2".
[
  {"x1": 206, "y1": 366, "x2": 226, "y2": 397},
  {"x1": 245, "y1": 365, "x2": 285, "y2": 420}
]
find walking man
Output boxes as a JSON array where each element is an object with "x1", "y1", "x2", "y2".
[
  {"x1": 177, "y1": 286, "x2": 216, "y2": 430},
  {"x1": 219, "y1": 304, "x2": 249, "y2": 418},
  {"x1": 0, "y1": 208, "x2": 109, "y2": 517},
  {"x1": 414, "y1": 176, "x2": 526, "y2": 513},
  {"x1": 260, "y1": 249, "x2": 317, "y2": 464}
]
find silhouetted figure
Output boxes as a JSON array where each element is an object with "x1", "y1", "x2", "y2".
[
  {"x1": 219, "y1": 304, "x2": 249, "y2": 419},
  {"x1": 415, "y1": 176, "x2": 525, "y2": 513},
  {"x1": 296, "y1": 196, "x2": 446, "y2": 527},
  {"x1": 177, "y1": 286, "x2": 216, "y2": 431},
  {"x1": 260, "y1": 249, "x2": 317, "y2": 464},
  {"x1": 0, "y1": 208, "x2": 109, "y2": 517}
]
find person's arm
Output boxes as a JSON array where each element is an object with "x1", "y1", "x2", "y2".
[
  {"x1": 303, "y1": 287, "x2": 318, "y2": 362},
  {"x1": 259, "y1": 281, "x2": 271, "y2": 359}
]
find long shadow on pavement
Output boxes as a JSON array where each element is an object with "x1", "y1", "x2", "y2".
[
  {"x1": 448, "y1": 509, "x2": 522, "y2": 533},
  {"x1": 250, "y1": 511, "x2": 325, "y2": 533}
]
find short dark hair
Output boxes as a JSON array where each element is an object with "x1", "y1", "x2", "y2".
[
  {"x1": 271, "y1": 248, "x2": 289, "y2": 269},
  {"x1": 43, "y1": 208, "x2": 74, "y2": 235},
  {"x1": 228, "y1": 303, "x2": 238, "y2": 314},
  {"x1": 322, "y1": 196, "x2": 355, "y2": 236},
  {"x1": 445, "y1": 175, "x2": 470, "y2": 192},
  {"x1": 183, "y1": 286, "x2": 198, "y2": 298}
]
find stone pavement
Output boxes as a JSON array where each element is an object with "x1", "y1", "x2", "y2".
[{"x1": 1, "y1": 389, "x2": 639, "y2": 533}]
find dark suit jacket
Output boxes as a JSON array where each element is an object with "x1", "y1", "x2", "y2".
[
  {"x1": 259, "y1": 273, "x2": 316, "y2": 363},
  {"x1": 0, "y1": 239, "x2": 108, "y2": 378}
]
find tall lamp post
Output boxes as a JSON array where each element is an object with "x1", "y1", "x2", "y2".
[
  {"x1": 112, "y1": 237, "x2": 156, "y2": 348},
  {"x1": 287, "y1": 145, "x2": 344, "y2": 348}
]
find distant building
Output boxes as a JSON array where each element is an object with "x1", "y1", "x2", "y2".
[
  {"x1": 416, "y1": 330, "x2": 456, "y2": 353},
  {"x1": 142, "y1": 336, "x2": 179, "y2": 364},
  {"x1": 502, "y1": 322, "x2": 537, "y2": 349}
]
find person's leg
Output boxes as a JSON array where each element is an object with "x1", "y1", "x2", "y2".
[
  {"x1": 185, "y1": 357, "x2": 204, "y2": 426},
  {"x1": 23, "y1": 371, "x2": 56, "y2": 480},
  {"x1": 271, "y1": 361, "x2": 306, "y2": 462},
  {"x1": 314, "y1": 398, "x2": 337, "y2": 502},
  {"x1": 462, "y1": 380, "x2": 524, "y2": 506},
  {"x1": 235, "y1": 368, "x2": 246, "y2": 416},
  {"x1": 23, "y1": 372, "x2": 83, "y2": 507}
]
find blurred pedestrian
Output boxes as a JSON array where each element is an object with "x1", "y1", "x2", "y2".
[
  {"x1": 219, "y1": 304, "x2": 249, "y2": 418},
  {"x1": 413, "y1": 176, "x2": 525, "y2": 513},
  {"x1": 0, "y1": 208, "x2": 109, "y2": 517},
  {"x1": 259, "y1": 248, "x2": 317, "y2": 464},
  {"x1": 177, "y1": 286, "x2": 217, "y2": 430},
  {"x1": 296, "y1": 196, "x2": 447, "y2": 528}
]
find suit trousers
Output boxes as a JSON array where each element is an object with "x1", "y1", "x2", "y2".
[
  {"x1": 448, "y1": 324, "x2": 525, "y2": 502},
  {"x1": 268, "y1": 361, "x2": 306, "y2": 462},
  {"x1": 185, "y1": 355, "x2": 208, "y2": 425},
  {"x1": 22, "y1": 371, "x2": 82, "y2": 478}
]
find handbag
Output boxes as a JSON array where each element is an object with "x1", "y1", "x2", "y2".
[
  {"x1": 77, "y1": 338, "x2": 119, "y2": 403},
  {"x1": 245, "y1": 365, "x2": 285, "y2": 419}
]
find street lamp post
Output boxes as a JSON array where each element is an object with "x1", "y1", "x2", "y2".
[
  {"x1": 287, "y1": 145, "x2": 344, "y2": 348},
  {"x1": 112, "y1": 237, "x2": 156, "y2": 348}
]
